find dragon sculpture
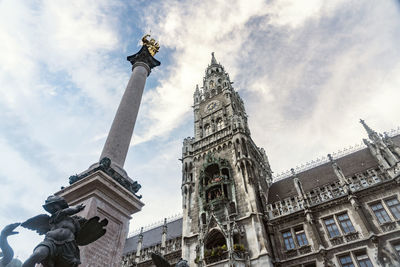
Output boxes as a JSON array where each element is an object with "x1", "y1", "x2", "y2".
[{"x1": 0, "y1": 223, "x2": 20, "y2": 267}]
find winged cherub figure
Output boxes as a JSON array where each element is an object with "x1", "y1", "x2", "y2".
[{"x1": 21, "y1": 195, "x2": 108, "y2": 267}]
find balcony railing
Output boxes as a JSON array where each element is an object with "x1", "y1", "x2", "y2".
[
  {"x1": 204, "y1": 251, "x2": 229, "y2": 265},
  {"x1": 298, "y1": 245, "x2": 312, "y2": 255},
  {"x1": 330, "y1": 236, "x2": 344, "y2": 246},
  {"x1": 380, "y1": 221, "x2": 397, "y2": 232},
  {"x1": 266, "y1": 168, "x2": 388, "y2": 219},
  {"x1": 344, "y1": 232, "x2": 360, "y2": 242}
]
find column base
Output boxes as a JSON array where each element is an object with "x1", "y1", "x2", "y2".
[{"x1": 56, "y1": 170, "x2": 144, "y2": 267}]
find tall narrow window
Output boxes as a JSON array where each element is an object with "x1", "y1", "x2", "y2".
[
  {"x1": 295, "y1": 227, "x2": 308, "y2": 246},
  {"x1": 337, "y1": 213, "x2": 355, "y2": 234},
  {"x1": 282, "y1": 231, "x2": 295, "y2": 250},
  {"x1": 324, "y1": 217, "x2": 341, "y2": 238},
  {"x1": 370, "y1": 202, "x2": 392, "y2": 223},
  {"x1": 339, "y1": 255, "x2": 355, "y2": 267},
  {"x1": 386, "y1": 198, "x2": 400, "y2": 220},
  {"x1": 355, "y1": 252, "x2": 373, "y2": 267}
]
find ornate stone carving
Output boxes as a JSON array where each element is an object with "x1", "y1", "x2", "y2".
[
  {"x1": 127, "y1": 45, "x2": 161, "y2": 72},
  {"x1": 69, "y1": 157, "x2": 142, "y2": 198}
]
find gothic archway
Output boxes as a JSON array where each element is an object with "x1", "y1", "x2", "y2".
[{"x1": 205, "y1": 229, "x2": 226, "y2": 250}]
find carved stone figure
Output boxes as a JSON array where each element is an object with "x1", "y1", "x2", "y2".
[
  {"x1": 20, "y1": 195, "x2": 108, "y2": 267},
  {"x1": 150, "y1": 253, "x2": 189, "y2": 267},
  {"x1": 0, "y1": 223, "x2": 20, "y2": 267}
]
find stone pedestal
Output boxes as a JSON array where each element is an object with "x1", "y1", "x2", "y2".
[{"x1": 56, "y1": 170, "x2": 144, "y2": 267}]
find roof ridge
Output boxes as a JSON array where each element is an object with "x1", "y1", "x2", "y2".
[
  {"x1": 272, "y1": 141, "x2": 366, "y2": 181},
  {"x1": 127, "y1": 213, "x2": 183, "y2": 238},
  {"x1": 272, "y1": 126, "x2": 400, "y2": 182}
]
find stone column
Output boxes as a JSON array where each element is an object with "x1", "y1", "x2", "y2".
[
  {"x1": 58, "y1": 43, "x2": 160, "y2": 267},
  {"x1": 101, "y1": 45, "x2": 160, "y2": 169}
]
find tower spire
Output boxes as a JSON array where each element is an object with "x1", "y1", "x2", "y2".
[
  {"x1": 360, "y1": 119, "x2": 379, "y2": 141},
  {"x1": 211, "y1": 52, "x2": 217, "y2": 65}
]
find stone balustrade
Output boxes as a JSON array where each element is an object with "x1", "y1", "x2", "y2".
[
  {"x1": 121, "y1": 237, "x2": 182, "y2": 266},
  {"x1": 266, "y1": 168, "x2": 387, "y2": 219},
  {"x1": 380, "y1": 221, "x2": 397, "y2": 232}
]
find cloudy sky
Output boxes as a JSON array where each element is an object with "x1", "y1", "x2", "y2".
[{"x1": 1, "y1": 0, "x2": 400, "y2": 260}]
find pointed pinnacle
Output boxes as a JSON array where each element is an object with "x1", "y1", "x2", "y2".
[
  {"x1": 211, "y1": 52, "x2": 217, "y2": 65},
  {"x1": 360, "y1": 119, "x2": 374, "y2": 135}
]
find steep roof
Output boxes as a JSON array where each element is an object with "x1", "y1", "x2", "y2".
[
  {"x1": 268, "y1": 134, "x2": 400, "y2": 204},
  {"x1": 123, "y1": 218, "x2": 183, "y2": 255}
]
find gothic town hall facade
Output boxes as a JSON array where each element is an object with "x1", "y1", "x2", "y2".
[{"x1": 122, "y1": 54, "x2": 400, "y2": 267}]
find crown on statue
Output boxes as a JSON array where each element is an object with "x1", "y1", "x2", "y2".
[{"x1": 142, "y1": 34, "x2": 160, "y2": 56}]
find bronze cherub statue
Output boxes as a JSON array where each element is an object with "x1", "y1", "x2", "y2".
[{"x1": 20, "y1": 195, "x2": 108, "y2": 267}]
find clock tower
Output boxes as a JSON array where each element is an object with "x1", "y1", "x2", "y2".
[{"x1": 181, "y1": 53, "x2": 274, "y2": 266}]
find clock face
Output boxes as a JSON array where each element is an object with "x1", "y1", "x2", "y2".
[{"x1": 205, "y1": 100, "x2": 219, "y2": 113}]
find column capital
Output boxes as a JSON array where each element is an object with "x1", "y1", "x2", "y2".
[
  {"x1": 132, "y1": 62, "x2": 151, "y2": 75},
  {"x1": 127, "y1": 45, "x2": 160, "y2": 74}
]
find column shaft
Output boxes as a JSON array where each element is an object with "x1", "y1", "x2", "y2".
[{"x1": 100, "y1": 63, "x2": 150, "y2": 167}]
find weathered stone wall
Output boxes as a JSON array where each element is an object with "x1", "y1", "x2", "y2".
[{"x1": 269, "y1": 175, "x2": 400, "y2": 267}]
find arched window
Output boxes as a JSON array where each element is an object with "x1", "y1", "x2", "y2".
[
  {"x1": 241, "y1": 138, "x2": 248, "y2": 157},
  {"x1": 205, "y1": 229, "x2": 226, "y2": 250},
  {"x1": 209, "y1": 80, "x2": 214, "y2": 88}
]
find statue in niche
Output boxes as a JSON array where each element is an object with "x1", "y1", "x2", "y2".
[{"x1": 15, "y1": 195, "x2": 108, "y2": 267}]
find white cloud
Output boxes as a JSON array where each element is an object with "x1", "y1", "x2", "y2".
[
  {"x1": 1, "y1": 0, "x2": 400, "y2": 261},
  {"x1": 137, "y1": 0, "x2": 400, "y2": 174},
  {"x1": 0, "y1": 0, "x2": 131, "y2": 259}
]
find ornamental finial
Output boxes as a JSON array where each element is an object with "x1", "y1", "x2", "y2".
[
  {"x1": 142, "y1": 34, "x2": 160, "y2": 56},
  {"x1": 211, "y1": 52, "x2": 217, "y2": 64}
]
